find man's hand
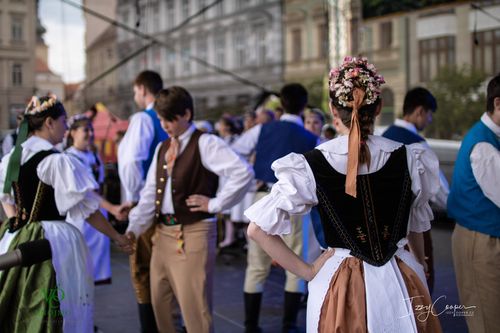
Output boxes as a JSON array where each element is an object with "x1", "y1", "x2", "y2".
[
  {"x1": 186, "y1": 194, "x2": 210, "y2": 213},
  {"x1": 114, "y1": 234, "x2": 134, "y2": 255}
]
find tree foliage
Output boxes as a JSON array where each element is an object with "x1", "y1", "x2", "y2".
[
  {"x1": 362, "y1": 0, "x2": 459, "y2": 19},
  {"x1": 425, "y1": 65, "x2": 487, "y2": 140}
]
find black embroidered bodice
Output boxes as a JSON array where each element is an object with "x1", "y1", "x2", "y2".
[
  {"x1": 9, "y1": 150, "x2": 66, "y2": 232},
  {"x1": 303, "y1": 146, "x2": 415, "y2": 266}
]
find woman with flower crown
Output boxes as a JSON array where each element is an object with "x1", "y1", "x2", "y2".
[
  {"x1": 245, "y1": 57, "x2": 442, "y2": 332},
  {"x1": 0, "y1": 96, "x2": 133, "y2": 333}
]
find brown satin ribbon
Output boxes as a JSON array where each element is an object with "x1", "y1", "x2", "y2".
[
  {"x1": 165, "y1": 137, "x2": 179, "y2": 176},
  {"x1": 345, "y1": 88, "x2": 366, "y2": 198}
]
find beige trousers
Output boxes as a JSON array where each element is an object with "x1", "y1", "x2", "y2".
[
  {"x1": 150, "y1": 221, "x2": 216, "y2": 333},
  {"x1": 452, "y1": 223, "x2": 500, "y2": 333},
  {"x1": 244, "y1": 192, "x2": 304, "y2": 293}
]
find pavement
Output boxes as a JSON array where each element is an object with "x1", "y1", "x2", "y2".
[{"x1": 94, "y1": 222, "x2": 469, "y2": 333}]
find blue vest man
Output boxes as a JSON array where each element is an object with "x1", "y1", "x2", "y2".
[
  {"x1": 232, "y1": 84, "x2": 318, "y2": 333},
  {"x1": 382, "y1": 87, "x2": 448, "y2": 293},
  {"x1": 448, "y1": 74, "x2": 500, "y2": 333},
  {"x1": 117, "y1": 70, "x2": 167, "y2": 333}
]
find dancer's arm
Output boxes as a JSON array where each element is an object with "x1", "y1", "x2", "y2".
[
  {"x1": 1, "y1": 202, "x2": 16, "y2": 218},
  {"x1": 247, "y1": 222, "x2": 334, "y2": 281},
  {"x1": 87, "y1": 209, "x2": 133, "y2": 254}
]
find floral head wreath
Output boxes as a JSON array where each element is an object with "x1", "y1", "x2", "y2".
[
  {"x1": 328, "y1": 57, "x2": 385, "y2": 198},
  {"x1": 67, "y1": 113, "x2": 91, "y2": 129},
  {"x1": 3, "y1": 94, "x2": 61, "y2": 195},
  {"x1": 329, "y1": 56, "x2": 385, "y2": 107},
  {"x1": 24, "y1": 94, "x2": 58, "y2": 115}
]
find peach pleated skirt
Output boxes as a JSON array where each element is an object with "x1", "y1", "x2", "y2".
[{"x1": 307, "y1": 247, "x2": 442, "y2": 333}]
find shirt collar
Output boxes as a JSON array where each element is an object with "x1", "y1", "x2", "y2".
[
  {"x1": 21, "y1": 135, "x2": 55, "y2": 152},
  {"x1": 280, "y1": 114, "x2": 304, "y2": 127},
  {"x1": 177, "y1": 123, "x2": 196, "y2": 143},
  {"x1": 146, "y1": 102, "x2": 155, "y2": 111},
  {"x1": 317, "y1": 134, "x2": 403, "y2": 155},
  {"x1": 481, "y1": 112, "x2": 500, "y2": 138},
  {"x1": 394, "y1": 118, "x2": 418, "y2": 134}
]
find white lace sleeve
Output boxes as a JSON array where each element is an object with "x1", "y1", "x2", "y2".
[
  {"x1": 244, "y1": 153, "x2": 318, "y2": 235},
  {"x1": 37, "y1": 153, "x2": 100, "y2": 222},
  {"x1": 406, "y1": 143, "x2": 440, "y2": 233}
]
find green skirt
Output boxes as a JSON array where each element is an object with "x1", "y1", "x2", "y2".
[{"x1": 0, "y1": 220, "x2": 63, "y2": 333}]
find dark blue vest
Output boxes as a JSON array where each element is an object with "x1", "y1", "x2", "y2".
[
  {"x1": 254, "y1": 121, "x2": 318, "y2": 183},
  {"x1": 382, "y1": 125, "x2": 425, "y2": 145},
  {"x1": 142, "y1": 108, "x2": 168, "y2": 179},
  {"x1": 447, "y1": 120, "x2": 500, "y2": 237}
]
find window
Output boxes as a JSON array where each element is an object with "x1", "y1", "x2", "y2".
[
  {"x1": 196, "y1": 35, "x2": 208, "y2": 73},
  {"x1": 12, "y1": 63, "x2": 22, "y2": 86},
  {"x1": 166, "y1": 0, "x2": 175, "y2": 28},
  {"x1": 153, "y1": 44, "x2": 161, "y2": 73},
  {"x1": 255, "y1": 24, "x2": 266, "y2": 65},
  {"x1": 215, "y1": 2, "x2": 223, "y2": 16},
  {"x1": 11, "y1": 15, "x2": 23, "y2": 42},
  {"x1": 380, "y1": 21, "x2": 392, "y2": 49},
  {"x1": 167, "y1": 51, "x2": 176, "y2": 78},
  {"x1": 234, "y1": 28, "x2": 246, "y2": 67},
  {"x1": 472, "y1": 28, "x2": 500, "y2": 75},
  {"x1": 217, "y1": 96, "x2": 227, "y2": 106},
  {"x1": 292, "y1": 28, "x2": 302, "y2": 62},
  {"x1": 152, "y1": 3, "x2": 160, "y2": 30},
  {"x1": 122, "y1": 10, "x2": 129, "y2": 26},
  {"x1": 214, "y1": 32, "x2": 226, "y2": 68},
  {"x1": 318, "y1": 23, "x2": 328, "y2": 59},
  {"x1": 236, "y1": 0, "x2": 250, "y2": 10},
  {"x1": 9, "y1": 105, "x2": 25, "y2": 129},
  {"x1": 350, "y1": 18, "x2": 359, "y2": 55},
  {"x1": 196, "y1": 97, "x2": 208, "y2": 114},
  {"x1": 198, "y1": 0, "x2": 207, "y2": 19},
  {"x1": 181, "y1": 40, "x2": 191, "y2": 75},
  {"x1": 237, "y1": 94, "x2": 250, "y2": 106},
  {"x1": 419, "y1": 36, "x2": 455, "y2": 82},
  {"x1": 182, "y1": 0, "x2": 190, "y2": 20},
  {"x1": 380, "y1": 88, "x2": 395, "y2": 126}
]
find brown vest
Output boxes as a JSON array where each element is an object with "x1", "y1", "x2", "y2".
[{"x1": 154, "y1": 129, "x2": 219, "y2": 225}]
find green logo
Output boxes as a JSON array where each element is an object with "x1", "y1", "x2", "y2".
[{"x1": 39, "y1": 286, "x2": 65, "y2": 317}]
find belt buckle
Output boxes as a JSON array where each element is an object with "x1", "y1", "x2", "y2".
[{"x1": 163, "y1": 214, "x2": 178, "y2": 226}]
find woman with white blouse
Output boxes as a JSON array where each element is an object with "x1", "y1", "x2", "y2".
[
  {"x1": 246, "y1": 58, "x2": 443, "y2": 332},
  {"x1": 65, "y1": 114, "x2": 129, "y2": 284},
  {"x1": 0, "y1": 96, "x2": 132, "y2": 333}
]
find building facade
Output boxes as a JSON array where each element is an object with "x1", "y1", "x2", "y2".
[
  {"x1": 361, "y1": 1, "x2": 500, "y2": 124},
  {"x1": 116, "y1": 0, "x2": 283, "y2": 120},
  {"x1": 0, "y1": 0, "x2": 36, "y2": 132},
  {"x1": 85, "y1": 25, "x2": 121, "y2": 117},
  {"x1": 283, "y1": 0, "x2": 329, "y2": 107},
  {"x1": 35, "y1": 29, "x2": 65, "y2": 101}
]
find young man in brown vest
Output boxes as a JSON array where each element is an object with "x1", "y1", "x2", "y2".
[{"x1": 126, "y1": 86, "x2": 254, "y2": 333}]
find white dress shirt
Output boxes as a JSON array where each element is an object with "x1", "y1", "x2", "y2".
[
  {"x1": 470, "y1": 113, "x2": 500, "y2": 207},
  {"x1": 393, "y1": 118, "x2": 449, "y2": 211},
  {"x1": 117, "y1": 102, "x2": 155, "y2": 202},
  {"x1": 127, "y1": 124, "x2": 254, "y2": 237}
]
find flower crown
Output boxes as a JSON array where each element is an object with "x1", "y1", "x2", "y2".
[
  {"x1": 24, "y1": 95, "x2": 58, "y2": 115},
  {"x1": 329, "y1": 56, "x2": 385, "y2": 108},
  {"x1": 67, "y1": 113, "x2": 91, "y2": 129}
]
